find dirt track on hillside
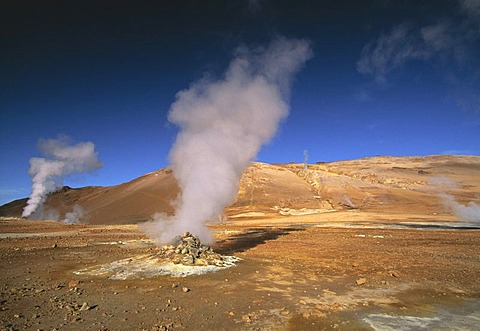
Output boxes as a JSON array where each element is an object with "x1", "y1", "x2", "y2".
[{"x1": 1, "y1": 216, "x2": 479, "y2": 330}]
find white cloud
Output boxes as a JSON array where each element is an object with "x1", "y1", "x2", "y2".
[
  {"x1": 357, "y1": 1, "x2": 480, "y2": 83},
  {"x1": 459, "y1": 0, "x2": 480, "y2": 20},
  {"x1": 421, "y1": 22, "x2": 453, "y2": 52},
  {"x1": 357, "y1": 23, "x2": 431, "y2": 84},
  {"x1": 357, "y1": 0, "x2": 480, "y2": 114}
]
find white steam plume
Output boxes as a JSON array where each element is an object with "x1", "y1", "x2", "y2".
[
  {"x1": 22, "y1": 136, "x2": 102, "y2": 218},
  {"x1": 62, "y1": 204, "x2": 86, "y2": 224},
  {"x1": 142, "y1": 36, "x2": 312, "y2": 245},
  {"x1": 439, "y1": 193, "x2": 480, "y2": 223},
  {"x1": 303, "y1": 149, "x2": 309, "y2": 171},
  {"x1": 429, "y1": 176, "x2": 480, "y2": 223}
]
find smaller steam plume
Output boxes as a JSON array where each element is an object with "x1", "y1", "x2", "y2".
[
  {"x1": 439, "y1": 193, "x2": 480, "y2": 223},
  {"x1": 303, "y1": 149, "x2": 309, "y2": 171},
  {"x1": 342, "y1": 195, "x2": 356, "y2": 209},
  {"x1": 429, "y1": 176, "x2": 480, "y2": 223},
  {"x1": 22, "y1": 135, "x2": 102, "y2": 219},
  {"x1": 142, "y1": 36, "x2": 312, "y2": 245},
  {"x1": 62, "y1": 204, "x2": 86, "y2": 224}
]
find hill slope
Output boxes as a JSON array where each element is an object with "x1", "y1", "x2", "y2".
[{"x1": 1, "y1": 155, "x2": 479, "y2": 224}]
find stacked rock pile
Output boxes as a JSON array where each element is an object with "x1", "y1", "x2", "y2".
[{"x1": 158, "y1": 232, "x2": 227, "y2": 266}]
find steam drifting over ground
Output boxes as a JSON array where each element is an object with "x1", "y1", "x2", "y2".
[
  {"x1": 439, "y1": 193, "x2": 480, "y2": 223},
  {"x1": 429, "y1": 176, "x2": 480, "y2": 223},
  {"x1": 142, "y1": 36, "x2": 312, "y2": 245},
  {"x1": 22, "y1": 135, "x2": 102, "y2": 220},
  {"x1": 62, "y1": 204, "x2": 86, "y2": 224}
]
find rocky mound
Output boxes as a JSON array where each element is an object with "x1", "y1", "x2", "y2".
[{"x1": 158, "y1": 232, "x2": 229, "y2": 267}]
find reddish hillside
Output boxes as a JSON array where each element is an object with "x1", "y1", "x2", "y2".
[{"x1": 1, "y1": 155, "x2": 479, "y2": 224}]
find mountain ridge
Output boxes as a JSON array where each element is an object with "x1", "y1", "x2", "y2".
[{"x1": 1, "y1": 155, "x2": 479, "y2": 224}]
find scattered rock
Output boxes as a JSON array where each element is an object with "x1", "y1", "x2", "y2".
[
  {"x1": 79, "y1": 302, "x2": 90, "y2": 311},
  {"x1": 52, "y1": 284, "x2": 64, "y2": 290},
  {"x1": 52, "y1": 243, "x2": 57, "y2": 248},
  {"x1": 356, "y1": 278, "x2": 367, "y2": 285},
  {"x1": 182, "y1": 287, "x2": 189, "y2": 293},
  {"x1": 68, "y1": 280, "x2": 80, "y2": 288}
]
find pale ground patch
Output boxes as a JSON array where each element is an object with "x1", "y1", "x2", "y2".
[
  {"x1": 74, "y1": 254, "x2": 241, "y2": 279},
  {"x1": 273, "y1": 206, "x2": 334, "y2": 216},
  {"x1": 228, "y1": 211, "x2": 266, "y2": 218},
  {"x1": 363, "y1": 298, "x2": 480, "y2": 331}
]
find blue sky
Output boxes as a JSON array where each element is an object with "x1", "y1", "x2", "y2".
[{"x1": 1, "y1": 0, "x2": 479, "y2": 205}]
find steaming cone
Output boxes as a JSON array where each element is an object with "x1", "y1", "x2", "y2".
[{"x1": 157, "y1": 232, "x2": 228, "y2": 267}]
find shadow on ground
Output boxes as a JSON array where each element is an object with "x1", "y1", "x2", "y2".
[{"x1": 213, "y1": 226, "x2": 304, "y2": 254}]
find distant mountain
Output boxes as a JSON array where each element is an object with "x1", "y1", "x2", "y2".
[{"x1": 1, "y1": 155, "x2": 479, "y2": 224}]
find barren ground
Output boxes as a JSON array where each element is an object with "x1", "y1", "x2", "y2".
[
  {"x1": 1, "y1": 156, "x2": 479, "y2": 330},
  {"x1": 1, "y1": 212, "x2": 479, "y2": 331}
]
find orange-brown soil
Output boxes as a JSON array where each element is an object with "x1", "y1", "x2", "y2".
[
  {"x1": 1, "y1": 215, "x2": 479, "y2": 330},
  {"x1": 1, "y1": 155, "x2": 479, "y2": 330}
]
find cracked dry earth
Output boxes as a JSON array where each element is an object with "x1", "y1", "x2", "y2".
[{"x1": 1, "y1": 218, "x2": 480, "y2": 330}]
